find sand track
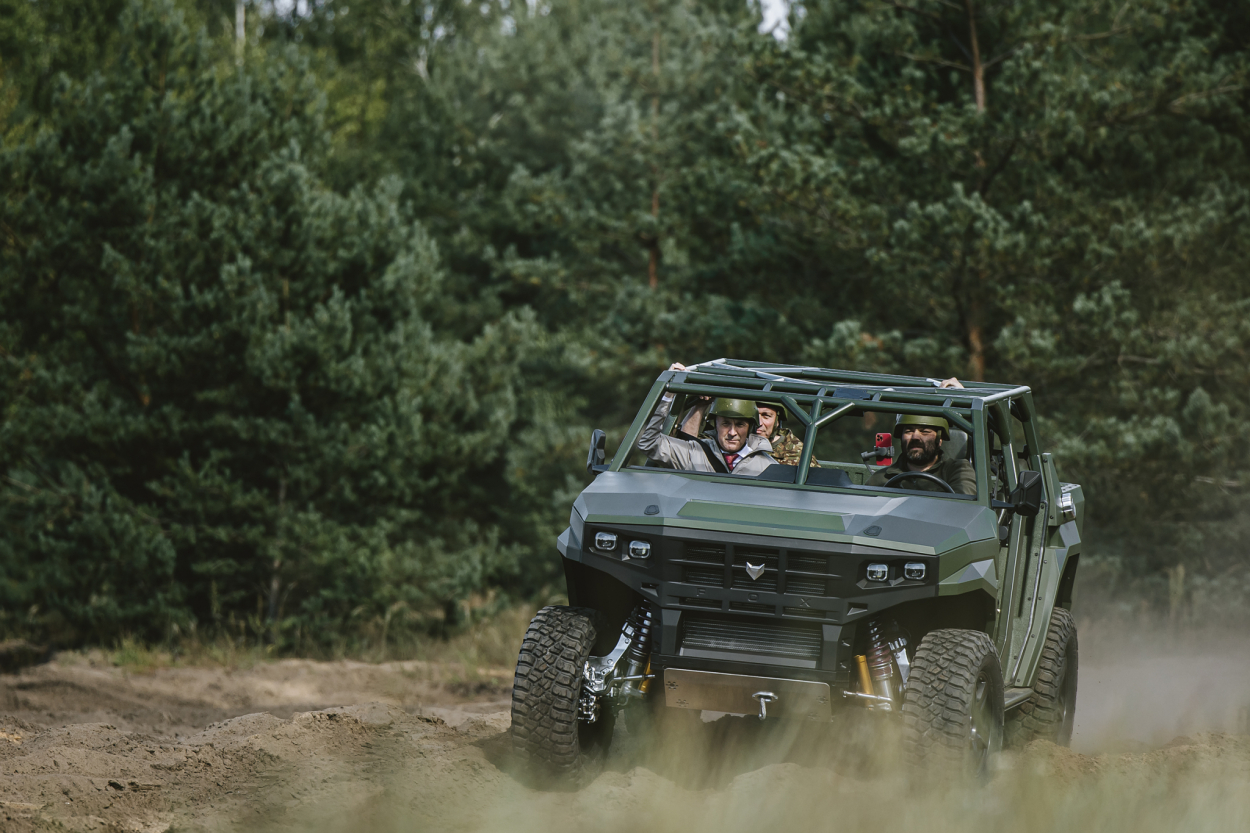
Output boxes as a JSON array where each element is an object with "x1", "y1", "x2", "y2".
[{"x1": 1, "y1": 630, "x2": 1249, "y2": 833}]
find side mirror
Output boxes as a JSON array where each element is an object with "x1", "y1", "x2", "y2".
[
  {"x1": 1011, "y1": 470, "x2": 1043, "y2": 517},
  {"x1": 586, "y1": 429, "x2": 607, "y2": 475}
]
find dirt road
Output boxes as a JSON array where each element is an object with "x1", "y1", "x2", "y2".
[{"x1": 1, "y1": 622, "x2": 1248, "y2": 833}]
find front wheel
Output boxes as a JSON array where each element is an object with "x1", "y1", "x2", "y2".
[
  {"x1": 1006, "y1": 608, "x2": 1078, "y2": 747},
  {"x1": 510, "y1": 605, "x2": 614, "y2": 779},
  {"x1": 901, "y1": 629, "x2": 1004, "y2": 777}
]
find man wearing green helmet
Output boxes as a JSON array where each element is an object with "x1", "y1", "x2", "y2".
[
  {"x1": 754, "y1": 401, "x2": 819, "y2": 468},
  {"x1": 865, "y1": 413, "x2": 976, "y2": 494},
  {"x1": 636, "y1": 363, "x2": 778, "y2": 475}
]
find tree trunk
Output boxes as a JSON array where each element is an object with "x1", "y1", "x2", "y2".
[
  {"x1": 235, "y1": 0, "x2": 245, "y2": 63},
  {"x1": 967, "y1": 295, "x2": 986, "y2": 381},
  {"x1": 968, "y1": 324, "x2": 986, "y2": 382},
  {"x1": 964, "y1": 2, "x2": 987, "y2": 378},
  {"x1": 648, "y1": 20, "x2": 660, "y2": 289},
  {"x1": 648, "y1": 188, "x2": 659, "y2": 289},
  {"x1": 965, "y1": 0, "x2": 985, "y2": 113},
  {"x1": 265, "y1": 474, "x2": 285, "y2": 641}
]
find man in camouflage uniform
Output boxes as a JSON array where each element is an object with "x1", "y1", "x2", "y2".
[
  {"x1": 755, "y1": 402, "x2": 818, "y2": 467},
  {"x1": 866, "y1": 414, "x2": 975, "y2": 495}
]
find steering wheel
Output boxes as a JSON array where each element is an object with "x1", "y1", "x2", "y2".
[{"x1": 883, "y1": 471, "x2": 956, "y2": 493}]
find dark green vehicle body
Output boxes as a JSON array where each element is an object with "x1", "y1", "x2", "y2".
[{"x1": 561, "y1": 361, "x2": 1084, "y2": 714}]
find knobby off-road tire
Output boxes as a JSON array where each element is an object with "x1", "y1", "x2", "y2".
[
  {"x1": 510, "y1": 605, "x2": 614, "y2": 780},
  {"x1": 901, "y1": 629, "x2": 1004, "y2": 777},
  {"x1": 1005, "y1": 607, "x2": 1078, "y2": 748}
]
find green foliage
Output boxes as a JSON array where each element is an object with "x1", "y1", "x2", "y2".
[
  {"x1": 2, "y1": 0, "x2": 1249, "y2": 645},
  {"x1": 0, "y1": 0, "x2": 544, "y2": 644}
]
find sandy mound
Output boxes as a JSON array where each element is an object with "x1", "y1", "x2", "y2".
[
  {"x1": 2, "y1": 702, "x2": 1249, "y2": 833},
  {"x1": 2, "y1": 635, "x2": 1249, "y2": 832}
]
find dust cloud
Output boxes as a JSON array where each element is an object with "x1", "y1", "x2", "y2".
[
  {"x1": 1072, "y1": 621, "x2": 1250, "y2": 752},
  {"x1": 1, "y1": 620, "x2": 1248, "y2": 832}
]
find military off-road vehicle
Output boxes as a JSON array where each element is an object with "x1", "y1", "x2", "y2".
[{"x1": 510, "y1": 361, "x2": 1083, "y2": 776}]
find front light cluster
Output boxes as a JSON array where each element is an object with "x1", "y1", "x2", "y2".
[
  {"x1": 593, "y1": 531, "x2": 650, "y2": 560},
  {"x1": 628, "y1": 540, "x2": 651, "y2": 559},
  {"x1": 866, "y1": 561, "x2": 927, "y2": 582}
]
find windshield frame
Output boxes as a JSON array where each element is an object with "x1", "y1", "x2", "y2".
[{"x1": 611, "y1": 370, "x2": 1028, "y2": 504}]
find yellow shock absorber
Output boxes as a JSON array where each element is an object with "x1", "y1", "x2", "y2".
[
  {"x1": 855, "y1": 654, "x2": 874, "y2": 697},
  {"x1": 640, "y1": 659, "x2": 652, "y2": 695}
]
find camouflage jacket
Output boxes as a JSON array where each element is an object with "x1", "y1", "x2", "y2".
[
  {"x1": 865, "y1": 448, "x2": 975, "y2": 495},
  {"x1": 768, "y1": 429, "x2": 819, "y2": 467}
]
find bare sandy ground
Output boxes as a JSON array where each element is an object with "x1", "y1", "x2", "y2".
[{"x1": 1, "y1": 621, "x2": 1248, "y2": 833}]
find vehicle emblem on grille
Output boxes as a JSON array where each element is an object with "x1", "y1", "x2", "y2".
[{"x1": 745, "y1": 561, "x2": 765, "y2": 581}]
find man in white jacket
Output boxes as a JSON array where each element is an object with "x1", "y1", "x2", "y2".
[{"x1": 635, "y1": 363, "x2": 777, "y2": 475}]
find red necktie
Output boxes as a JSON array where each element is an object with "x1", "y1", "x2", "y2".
[{"x1": 724, "y1": 453, "x2": 738, "y2": 470}]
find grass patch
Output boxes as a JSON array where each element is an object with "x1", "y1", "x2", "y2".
[
  {"x1": 56, "y1": 601, "x2": 546, "y2": 674},
  {"x1": 109, "y1": 637, "x2": 175, "y2": 673},
  {"x1": 403, "y1": 603, "x2": 537, "y2": 668}
]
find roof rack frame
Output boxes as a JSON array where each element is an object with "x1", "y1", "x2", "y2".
[{"x1": 610, "y1": 362, "x2": 1036, "y2": 504}]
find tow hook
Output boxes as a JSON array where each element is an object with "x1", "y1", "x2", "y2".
[{"x1": 752, "y1": 691, "x2": 778, "y2": 721}]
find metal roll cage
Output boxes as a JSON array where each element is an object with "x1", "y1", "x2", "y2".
[{"x1": 612, "y1": 359, "x2": 1040, "y2": 502}]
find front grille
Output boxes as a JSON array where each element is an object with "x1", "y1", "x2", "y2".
[
  {"x1": 683, "y1": 543, "x2": 727, "y2": 564},
  {"x1": 680, "y1": 616, "x2": 823, "y2": 664},
  {"x1": 784, "y1": 606, "x2": 826, "y2": 619},
  {"x1": 733, "y1": 547, "x2": 780, "y2": 569},
  {"x1": 683, "y1": 566, "x2": 723, "y2": 588},
  {"x1": 678, "y1": 542, "x2": 835, "y2": 600},
  {"x1": 731, "y1": 570, "x2": 778, "y2": 592},
  {"x1": 729, "y1": 600, "x2": 773, "y2": 614},
  {"x1": 680, "y1": 597, "x2": 721, "y2": 609},
  {"x1": 789, "y1": 553, "x2": 833, "y2": 574},
  {"x1": 786, "y1": 576, "x2": 827, "y2": 596}
]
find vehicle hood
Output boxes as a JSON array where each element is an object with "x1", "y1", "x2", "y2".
[{"x1": 572, "y1": 470, "x2": 997, "y2": 556}]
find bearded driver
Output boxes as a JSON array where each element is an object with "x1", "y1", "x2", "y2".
[
  {"x1": 636, "y1": 363, "x2": 777, "y2": 475},
  {"x1": 866, "y1": 414, "x2": 976, "y2": 495},
  {"x1": 755, "y1": 402, "x2": 819, "y2": 468}
]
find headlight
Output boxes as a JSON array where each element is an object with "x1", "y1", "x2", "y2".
[
  {"x1": 594, "y1": 531, "x2": 618, "y2": 551},
  {"x1": 628, "y1": 540, "x2": 651, "y2": 559},
  {"x1": 866, "y1": 563, "x2": 888, "y2": 582},
  {"x1": 904, "y1": 562, "x2": 926, "y2": 580}
]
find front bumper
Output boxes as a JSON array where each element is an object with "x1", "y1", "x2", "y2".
[
  {"x1": 663, "y1": 668, "x2": 832, "y2": 720},
  {"x1": 562, "y1": 522, "x2": 942, "y2": 691}
]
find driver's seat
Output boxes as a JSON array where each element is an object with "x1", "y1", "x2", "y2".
[{"x1": 945, "y1": 429, "x2": 969, "y2": 461}]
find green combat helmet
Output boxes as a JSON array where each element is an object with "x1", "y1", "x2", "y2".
[
  {"x1": 893, "y1": 413, "x2": 950, "y2": 440},
  {"x1": 708, "y1": 398, "x2": 759, "y2": 423},
  {"x1": 754, "y1": 401, "x2": 789, "y2": 424}
]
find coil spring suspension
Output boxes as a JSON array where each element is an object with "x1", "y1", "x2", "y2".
[
  {"x1": 580, "y1": 602, "x2": 658, "y2": 723},
  {"x1": 865, "y1": 620, "x2": 897, "y2": 708},
  {"x1": 626, "y1": 604, "x2": 654, "y2": 665},
  {"x1": 859, "y1": 618, "x2": 910, "y2": 710},
  {"x1": 619, "y1": 602, "x2": 654, "y2": 699}
]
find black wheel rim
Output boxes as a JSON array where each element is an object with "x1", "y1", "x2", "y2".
[
  {"x1": 1056, "y1": 666, "x2": 1070, "y2": 723},
  {"x1": 1055, "y1": 639, "x2": 1078, "y2": 745},
  {"x1": 969, "y1": 671, "x2": 995, "y2": 772}
]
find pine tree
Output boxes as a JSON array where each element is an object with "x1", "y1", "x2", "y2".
[
  {"x1": 4, "y1": 0, "x2": 1250, "y2": 642},
  {"x1": 0, "y1": 0, "x2": 538, "y2": 644}
]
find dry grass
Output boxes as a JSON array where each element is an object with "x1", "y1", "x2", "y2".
[{"x1": 69, "y1": 602, "x2": 541, "y2": 675}]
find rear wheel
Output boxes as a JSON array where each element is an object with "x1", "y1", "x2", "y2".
[
  {"x1": 510, "y1": 605, "x2": 613, "y2": 779},
  {"x1": 1006, "y1": 608, "x2": 1078, "y2": 747},
  {"x1": 901, "y1": 629, "x2": 1004, "y2": 777}
]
